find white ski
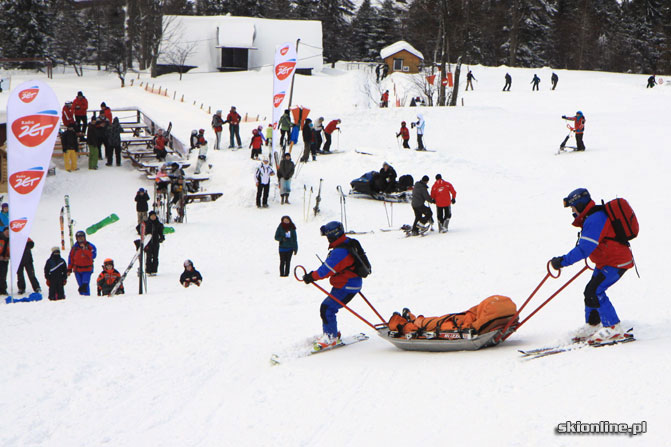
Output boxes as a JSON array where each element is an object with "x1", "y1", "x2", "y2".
[{"x1": 270, "y1": 333, "x2": 369, "y2": 366}]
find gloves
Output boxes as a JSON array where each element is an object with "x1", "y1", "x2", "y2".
[
  {"x1": 451, "y1": 198, "x2": 456, "y2": 205},
  {"x1": 561, "y1": 115, "x2": 567, "y2": 119},
  {"x1": 303, "y1": 272, "x2": 314, "y2": 284},
  {"x1": 550, "y1": 256, "x2": 564, "y2": 270},
  {"x1": 293, "y1": 250, "x2": 298, "y2": 255},
  {"x1": 46, "y1": 280, "x2": 51, "y2": 287}
]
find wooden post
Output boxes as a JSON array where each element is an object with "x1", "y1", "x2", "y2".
[
  {"x1": 244, "y1": 113, "x2": 248, "y2": 122},
  {"x1": 200, "y1": 103, "x2": 203, "y2": 110},
  {"x1": 173, "y1": 91, "x2": 176, "y2": 100},
  {"x1": 181, "y1": 95, "x2": 184, "y2": 102}
]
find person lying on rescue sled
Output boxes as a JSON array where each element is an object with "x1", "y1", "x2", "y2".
[
  {"x1": 550, "y1": 188, "x2": 634, "y2": 344},
  {"x1": 302, "y1": 221, "x2": 363, "y2": 350}
]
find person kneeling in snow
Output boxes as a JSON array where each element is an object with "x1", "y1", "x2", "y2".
[
  {"x1": 97, "y1": 258, "x2": 124, "y2": 296},
  {"x1": 180, "y1": 259, "x2": 202, "y2": 287},
  {"x1": 302, "y1": 221, "x2": 363, "y2": 350}
]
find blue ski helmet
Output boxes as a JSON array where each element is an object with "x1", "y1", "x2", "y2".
[
  {"x1": 320, "y1": 221, "x2": 344, "y2": 242},
  {"x1": 576, "y1": 111, "x2": 583, "y2": 116},
  {"x1": 563, "y1": 188, "x2": 591, "y2": 212}
]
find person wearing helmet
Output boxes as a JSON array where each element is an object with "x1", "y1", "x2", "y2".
[
  {"x1": 549, "y1": 188, "x2": 634, "y2": 344},
  {"x1": 67, "y1": 230, "x2": 97, "y2": 296},
  {"x1": 396, "y1": 121, "x2": 410, "y2": 149},
  {"x1": 0, "y1": 203, "x2": 8, "y2": 231},
  {"x1": 180, "y1": 260, "x2": 202, "y2": 288},
  {"x1": 44, "y1": 246, "x2": 68, "y2": 301},
  {"x1": 255, "y1": 157, "x2": 275, "y2": 208},
  {"x1": 561, "y1": 111, "x2": 586, "y2": 151},
  {"x1": 97, "y1": 258, "x2": 124, "y2": 296},
  {"x1": 302, "y1": 221, "x2": 364, "y2": 350}
]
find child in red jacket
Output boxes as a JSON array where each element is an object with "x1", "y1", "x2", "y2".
[
  {"x1": 250, "y1": 128, "x2": 263, "y2": 160},
  {"x1": 396, "y1": 121, "x2": 410, "y2": 149}
]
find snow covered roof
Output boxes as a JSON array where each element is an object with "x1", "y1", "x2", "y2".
[
  {"x1": 217, "y1": 22, "x2": 256, "y2": 49},
  {"x1": 380, "y1": 41, "x2": 424, "y2": 61},
  {"x1": 160, "y1": 15, "x2": 323, "y2": 72}
]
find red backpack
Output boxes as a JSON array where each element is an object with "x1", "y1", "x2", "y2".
[{"x1": 603, "y1": 198, "x2": 639, "y2": 243}]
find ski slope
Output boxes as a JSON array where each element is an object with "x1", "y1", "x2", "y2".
[{"x1": 0, "y1": 64, "x2": 669, "y2": 447}]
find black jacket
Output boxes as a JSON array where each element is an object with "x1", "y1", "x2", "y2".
[
  {"x1": 278, "y1": 159, "x2": 295, "y2": 180},
  {"x1": 135, "y1": 191, "x2": 150, "y2": 212},
  {"x1": 44, "y1": 254, "x2": 68, "y2": 284},
  {"x1": 137, "y1": 218, "x2": 165, "y2": 245},
  {"x1": 180, "y1": 268, "x2": 202, "y2": 287},
  {"x1": 20, "y1": 239, "x2": 34, "y2": 266},
  {"x1": 302, "y1": 122, "x2": 313, "y2": 143},
  {"x1": 60, "y1": 128, "x2": 79, "y2": 151},
  {"x1": 108, "y1": 119, "x2": 121, "y2": 147}
]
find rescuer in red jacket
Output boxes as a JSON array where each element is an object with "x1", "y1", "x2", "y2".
[{"x1": 430, "y1": 174, "x2": 457, "y2": 233}]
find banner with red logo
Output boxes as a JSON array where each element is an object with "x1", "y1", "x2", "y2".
[
  {"x1": 271, "y1": 43, "x2": 297, "y2": 164},
  {"x1": 6, "y1": 80, "x2": 60, "y2": 278}
]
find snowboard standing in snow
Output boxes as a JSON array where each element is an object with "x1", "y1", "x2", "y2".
[
  {"x1": 64, "y1": 195, "x2": 74, "y2": 248},
  {"x1": 313, "y1": 179, "x2": 323, "y2": 216}
]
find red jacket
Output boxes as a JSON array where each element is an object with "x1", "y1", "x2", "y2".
[
  {"x1": 381, "y1": 92, "x2": 389, "y2": 102},
  {"x1": 398, "y1": 126, "x2": 409, "y2": 140},
  {"x1": 62, "y1": 105, "x2": 75, "y2": 126},
  {"x1": 226, "y1": 111, "x2": 241, "y2": 125},
  {"x1": 72, "y1": 96, "x2": 88, "y2": 117},
  {"x1": 250, "y1": 134, "x2": 263, "y2": 149},
  {"x1": 325, "y1": 120, "x2": 340, "y2": 134},
  {"x1": 430, "y1": 179, "x2": 457, "y2": 207},
  {"x1": 68, "y1": 242, "x2": 96, "y2": 272},
  {"x1": 566, "y1": 115, "x2": 585, "y2": 134},
  {"x1": 101, "y1": 106, "x2": 113, "y2": 122},
  {"x1": 154, "y1": 135, "x2": 167, "y2": 150}
]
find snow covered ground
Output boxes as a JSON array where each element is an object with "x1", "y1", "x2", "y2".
[{"x1": 0, "y1": 64, "x2": 669, "y2": 446}]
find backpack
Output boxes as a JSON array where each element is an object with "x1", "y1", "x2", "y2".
[
  {"x1": 341, "y1": 238, "x2": 372, "y2": 278},
  {"x1": 602, "y1": 198, "x2": 639, "y2": 243}
]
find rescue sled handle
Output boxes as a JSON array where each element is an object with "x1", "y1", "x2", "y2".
[
  {"x1": 294, "y1": 265, "x2": 385, "y2": 330},
  {"x1": 497, "y1": 260, "x2": 591, "y2": 342}
]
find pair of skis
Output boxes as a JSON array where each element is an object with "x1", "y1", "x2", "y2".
[
  {"x1": 302, "y1": 179, "x2": 323, "y2": 222},
  {"x1": 519, "y1": 329, "x2": 635, "y2": 360},
  {"x1": 109, "y1": 224, "x2": 152, "y2": 296},
  {"x1": 270, "y1": 333, "x2": 369, "y2": 366},
  {"x1": 59, "y1": 195, "x2": 74, "y2": 250}
]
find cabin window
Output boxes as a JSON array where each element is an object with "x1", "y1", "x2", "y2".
[{"x1": 393, "y1": 58, "x2": 403, "y2": 71}]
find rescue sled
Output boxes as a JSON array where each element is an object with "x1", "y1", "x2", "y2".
[
  {"x1": 293, "y1": 260, "x2": 592, "y2": 353},
  {"x1": 349, "y1": 171, "x2": 413, "y2": 203}
]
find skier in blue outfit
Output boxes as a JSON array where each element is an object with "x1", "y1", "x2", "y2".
[
  {"x1": 303, "y1": 221, "x2": 363, "y2": 350},
  {"x1": 550, "y1": 188, "x2": 634, "y2": 343}
]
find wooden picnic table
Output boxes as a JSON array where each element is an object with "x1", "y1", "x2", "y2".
[
  {"x1": 120, "y1": 123, "x2": 150, "y2": 136},
  {"x1": 121, "y1": 137, "x2": 154, "y2": 149}
]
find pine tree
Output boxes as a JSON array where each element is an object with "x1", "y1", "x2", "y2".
[
  {"x1": 504, "y1": 0, "x2": 556, "y2": 67},
  {"x1": 316, "y1": 0, "x2": 356, "y2": 63},
  {"x1": 351, "y1": 0, "x2": 381, "y2": 61},
  {"x1": 376, "y1": 0, "x2": 402, "y2": 51},
  {"x1": 0, "y1": 0, "x2": 53, "y2": 68}
]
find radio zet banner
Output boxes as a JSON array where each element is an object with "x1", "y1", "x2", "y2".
[
  {"x1": 271, "y1": 43, "x2": 297, "y2": 163},
  {"x1": 6, "y1": 80, "x2": 60, "y2": 277}
]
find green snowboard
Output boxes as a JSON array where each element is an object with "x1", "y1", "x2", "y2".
[
  {"x1": 86, "y1": 214, "x2": 119, "y2": 235},
  {"x1": 163, "y1": 226, "x2": 175, "y2": 234}
]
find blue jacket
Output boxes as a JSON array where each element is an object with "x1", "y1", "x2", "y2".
[
  {"x1": 0, "y1": 211, "x2": 8, "y2": 231},
  {"x1": 560, "y1": 210, "x2": 607, "y2": 267},
  {"x1": 312, "y1": 235, "x2": 362, "y2": 291}
]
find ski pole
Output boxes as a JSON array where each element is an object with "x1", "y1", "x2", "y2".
[
  {"x1": 294, "y1": 265, "x2": 377, "y2": 331},
  {"x1": 497, "y1": 261, "x2": 590, "y2": 342},
  {"x1": 383, "y1": 201, "x2": 391, "y2": 227},
  {"x1": 303, "y1": 185, "x2": 307, "y2": 222}
]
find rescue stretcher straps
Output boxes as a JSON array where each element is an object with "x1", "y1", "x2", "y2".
[{"x1": 294, "y1": 265, "x2": 378, "y2": 331}]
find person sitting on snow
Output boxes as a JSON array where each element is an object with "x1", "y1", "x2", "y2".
[
  {"x1": 180, "y1": 259, "x2": 202, "y2": 287},
  {"x1": 302, "y1": 221, "x2": 364, "y2": 350}
]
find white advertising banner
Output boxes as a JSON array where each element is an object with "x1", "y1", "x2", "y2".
[
  {"x1": 271, "y1": 43, "x2": 297, "y2": 166},
  {"x1": 6, "y1": 80, "x2": 60, "y2": 277}
]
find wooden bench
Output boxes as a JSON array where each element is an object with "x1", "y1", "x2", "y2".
[
  {"x1": 120, "y1": 123, "x2": 150, "y2": 136},
  {"x1": 184, "y1": 192, "x2": 222, "y2": 204},
  {"x1": 121, "y1": 137, "x2": 154, "y2": 150}
]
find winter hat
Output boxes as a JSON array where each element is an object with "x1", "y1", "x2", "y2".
[
  {"x1": 1, "y1": 203, "x2": 7, "y2": 209},
  {"x1": 421, "y1": 175, "x2": 430, "y2": 182},
  {"x1": 563, "y1": 188, "x2": 591, "y2": 212},
  {"x1": 101, "y1": 102, "x2": 106, "y2": 108},
  {"x1": 149, "y1": 210, "x2": 157, "y2": 217},
  {"x1": 138, "y1": 188, "x2": 145, "y2": 193},
  {"x1": 216, "y1": 110, "x2": 222, "y2": 115},
  {"x1": 77, "y1": 91, "x2": 83, "y2": 96},
  {"x1": 51, "y1": 246, "x2": 60, "y2": 254},
  {"x1": 435, "y1": 174, "x2": 442, "y2": 180}
]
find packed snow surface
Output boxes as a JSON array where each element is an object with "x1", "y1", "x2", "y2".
[{"x1": 0, "y1": 64, "x2": 669, "y2": 446}]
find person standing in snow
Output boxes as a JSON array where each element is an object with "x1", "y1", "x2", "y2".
[
  {"x1": 430, "y1": 174, "x2": 457, "y2": 233},
  {"x1": 194, "y1": 130, "x2": 209, "y2": 175},
  {"x1": 180, "y1": 260, "x2": 202, "y2": 287},
  {"x1": 275, "y1": 216, "x2": 298, "y2": 277},
  {"x1": 562, "y1": 111, "x2": 586, "y2": 151},
  {"x1": 396, "y1": 121, "x2": 410, "y2": 149},
  {"x1": 264, "y1": 123, "x2": 273, "y2": 147},
  {"x1": 302, "y1": 221, "x2": 363, "y2": 350},
  {"x1": 255, "y1": 157, "x2": 275, "y2": 208},
  {"x1": 0, "y1": 228, "x2": 9, "y2": 295},
  {"x1": 225, "y1": 106, "x2": 242, "y2": 149},
  {"x1": 45, "y1": 247, "x2": 68, "y2": 301},
  {"x1": 211, "y1": 110, "x2": 224, "y2": 150},
  {"x1": 322, "y1": 119, "x2": 341, "y2": 153},
  {"x1": 87, "y1": 116, "x2": 100, "y2": 170},
  {"x1": 0, "y1": 203, "x2": 7, "y2": 232},
  {"x1": 412, "y1": 114, "x2": 426, "y2": 150},
  {"x1": 551, "y1": 72, "x2": 559, "y2": 90},
  {"x1": 301, "y1": 118, "x2": 313, "y2": 162},
  {"x1": 249, "y1": 128, "x2": 263, "y2": 160},
  {"x1": 277, "y1": 152, "x2": 295, "y2": 205},
  {"x1": 646, "y1": 74, "x2": 657, "y2": 88},
  {"x1": 62, "y1": 101, "x2": 75, "y2": 128},
  {"x1": 279, "y1": 109, "x2": 293, "y2": 150},
  {"x1": 410, "y1": 175, "x2": 434, "y2": 235},
  {"x1": 60, "y1": 124, "x2": 79, "y2": 172},
  {"x1": 106, "y1": 117, "x2": 122, "y2": 166},
  {"x1": 550, "y1": 188, "x2": 634, "y2": 343},
  {"x1": 380, "y1": 90, "x2": 389, "y2": 107},
  {"x1": 465, "y1": 70, "x2": 476, "y2": 91},
  {"x1": 72, "y1": 91, "x2": 88, "y2": 135},
  {"x1": 100, "y1": 102, "x2": 113, "y2": 122},
  {"x1": 531, "y1": 74, "x2": 541, "y2": 91},
  {"x1": 312, "y1": 117, "x2": 324, "y2": 153},
  {"x1": 135, "y1": 188, "x2": 150, "y2": 225},
  {"x1": 138, "y1": 211, "x2": 165, "y2": 276},
  {"x1": 68, "y1": 230, "x2": 97, "y2": 295},
  {"x1": 503, "y1": 73, "x2": 512, "y2": 91},
  {"x1": 17, "y1": 238, "x2": 41, "y2": 295}
]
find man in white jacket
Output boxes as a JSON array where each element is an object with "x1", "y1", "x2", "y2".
[
  {"x1": 255, "y1": 157, "x2": 275, "y2": 208},
  {"x1": 412, "y1": 114, "x2": 426, "y2": 150}
]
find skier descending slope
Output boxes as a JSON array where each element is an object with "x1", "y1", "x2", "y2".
[
  {"x1": 302, "y1": 221, "x2": 363, "y2": 350},
  {"x1": 549, "y1": 188, "x2": 635, "y2": 344}
]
